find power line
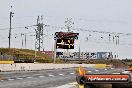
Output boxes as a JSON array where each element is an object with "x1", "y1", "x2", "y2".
[
  {"x1": 0, "y1": 23, "x2": 130, "y2": 36},
  {"x1": 44, "y1": 24, "x2": 132, "y2": 36},
  {"x1": 0, "y1": 25, "x2": 35, "y2": 30}
]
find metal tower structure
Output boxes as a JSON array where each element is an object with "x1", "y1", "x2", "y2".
[
  {"x1": 65, "y1": 18, "x2": 74, "y2": 32},
  {"x1": 65, "y1": 18, "x2": 74, "y2": 60},
  {"x1": 35, "y1": 16, "x2": 44, "y2": 51}
]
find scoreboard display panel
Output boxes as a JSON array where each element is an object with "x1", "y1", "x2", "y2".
[
  {"x1": 55, "y1": 32, "x2": 79, "y2": 40},
  {"x1": 56, "y1": 39, "x2": 74, "y2": 49}
]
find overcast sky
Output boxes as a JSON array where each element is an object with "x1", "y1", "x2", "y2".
[{"x1": 0, "y1": 0, "x2": 132, "y2": 59}]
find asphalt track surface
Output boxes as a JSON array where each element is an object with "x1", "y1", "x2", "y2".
[{"x1": 0, "y1": 67, "x2": 129, "y2": 88}]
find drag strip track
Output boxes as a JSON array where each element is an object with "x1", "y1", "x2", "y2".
[
  {"x1": 0, "y1": 67, "x2": 129, "y2": 88},
  {"x1": 0, "y1": 69, "x2": 76, "y2": 88}
]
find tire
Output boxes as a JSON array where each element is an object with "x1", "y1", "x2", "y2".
[{"x1": 76, "y1": 75, "x2": 86, "y2": 85}]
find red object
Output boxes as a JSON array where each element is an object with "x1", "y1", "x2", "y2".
[
  {"x1": 41, "y1": 51, "x2": 54, "y2": 57},
  {"x1": 55, "y1": 32, "x2": 79, "y2": 39}
]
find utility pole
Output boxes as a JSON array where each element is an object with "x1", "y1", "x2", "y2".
[{"x1": 9, "y1": 6, "x2": 14, "y2": 53}]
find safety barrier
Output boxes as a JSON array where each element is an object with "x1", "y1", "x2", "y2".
[
  {"x1": 94, "y1": 64, "x2": 106, "y2": 68},
  {"x1": 0, "y1": 63, "x2": 98, "y2": 72},
  {"x1": 0, "y1": 61, "x2": 14, "y2": 64}
]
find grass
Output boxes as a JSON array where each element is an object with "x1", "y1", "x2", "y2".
[
  {"x1": 0, "y1": 48, "x2": 65, "y2": 63},
  {"x1": 0, "y1": 48, "x2": 51, "y2": 61}
]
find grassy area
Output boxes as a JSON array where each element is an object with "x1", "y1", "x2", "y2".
[
  {"x1": 0, "y1": 48, "x2": 65, "y2": 63},
  {"x1": 0, "y1": 48, "x2": 51, "y2": 61},
  {"x1": 0, "y1": 48, "x2": 131, "y2": 65}
]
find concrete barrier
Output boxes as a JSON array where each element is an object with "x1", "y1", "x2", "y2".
[{"x1": 0, "y1": 63, "x2": 100, "y2": 72}]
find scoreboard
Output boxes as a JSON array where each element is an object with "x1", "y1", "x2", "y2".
[
  {"x1": 56, "y1": 39, "x2": 74, "y2": 49},
  {"x1": 55, "y1": 32, "x2": 79, "y2": 39},
  {"x1": 55, "y1": 32, "x2": 79, "y2": 49}
]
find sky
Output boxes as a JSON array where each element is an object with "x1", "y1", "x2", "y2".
[{"x1": 0, "y1": 0, "x2": 132, "y2": 59}]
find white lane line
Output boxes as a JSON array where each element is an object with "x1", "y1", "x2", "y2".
[
  {"x1": 105, "y1": 69, "x2": 107, "y2": 70},
  {"x1": 112, "y1": 73, "x2": 121, "y2": 74},
  {"x1": 1, "y1": 80, "x2": 4, "y2": 82},
  {"x1": 122, "y1": 71, "x2": 130, "y2": 74},
  {"x1": 48, "y1": 75, "x2": 54, "y2": 77},
  {"x1": 59, "y1": 74, "x2": 64, "y2": 76},
  {"x1": 95, "y1": 69, "x2": 99, "y2": 72},
  {"x1": 70, "y1": 73, "x2": 75, "y2": 75},
  {"x1": 39, "y1": 76, "x2": 44, "y2": 78},
  {"x1": 26, "y1": 77, "x2": 33, "y2": 79},
  {"x1": 16, "y1": 78, "x2": 23, "y2": 80},
  {"x1": 87, "y1": 71, "x2": 92, "y2": 73},
  {"x1": 8, "y1": 79, "x2": 15, "y2": 81}
]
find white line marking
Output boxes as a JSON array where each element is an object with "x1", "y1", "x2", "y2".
[
  {"x1": 1, "y1": 80, "x2": 4, "y2": 82},
  {"x1": 8, "y1": 79, "x2": 14, "y2": 81},
  {"x1": 59, "y1": 74, "x2": 64, "y2": 76},
  {"x1": 70, "y1": 73, "x2": 75, "y2": 75},
  {"x1": 16, "y1": 78, "x2": 23, "y2": 80},
  {"x1": 39, "y1": 76, "x2": 44, "y2": 78},
  {"x1": 51, "y1": 82, "x2": 77, "y2": 88},
  {"x1": 88, "y1": 71, "x2": 92, "y2": 73},
  {"x1": 105, "y1": 69, "x2": 107, "y2": 70},
  {"x1": 112, "y1": 73, "x2": 120, "y2": 74},
  {"x1": 122, "y1": 71, "x2": 130, "y2": 74},
  {"x1": 48, "y1": 75, "x2": 54, "y2": 77},
  {"x1": 95, "y1": 70, "x2": 99, "y2": 72},
  {"x1": 22, "y1": 75, "x2": 29, "y2": 77},
  {"x1": 26, "y1": 77, "x2": 33, "y2": 79}
]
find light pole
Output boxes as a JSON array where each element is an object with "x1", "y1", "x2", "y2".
[
  {"x1": 25, "y1": 27, "x2": 37, "y2": 59},
  {"x1": 21, "y1": 33, "x2": 24, "y2": 49},
  {"x1": 54, "y1": 39, "x2": 57, "y2": 63},
  {"x1": 79, "y1": 44, "x2": 80, "y2": 60},
  {"x1": 35, "y1": 38, "x2": 37, "y2": 59}
]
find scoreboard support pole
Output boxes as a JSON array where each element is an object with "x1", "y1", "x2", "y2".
[{"x1": 54, "y1": 39, "x2": 57, "y2": 63}]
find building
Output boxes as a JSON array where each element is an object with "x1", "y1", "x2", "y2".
[
  {"x1": 56, "y1": 51, "x2": 113, "y2": 60},
  {"x1": 42, "y1": 51, "x2": 54, "y2": 57},
  {"x1": 42, "y1": 51, "x2": 113, "y2": 60}
]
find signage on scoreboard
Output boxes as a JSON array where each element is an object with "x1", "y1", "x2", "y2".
[
  {"x1": 84, "y1": 74, "x2": 131, "y2": 83},
  {"x1": 56, "y1": 39, "x2": 74, "y2": 49},
  {"x1": 54, "y1": 32, "x2": 79, "y2": 40}
]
